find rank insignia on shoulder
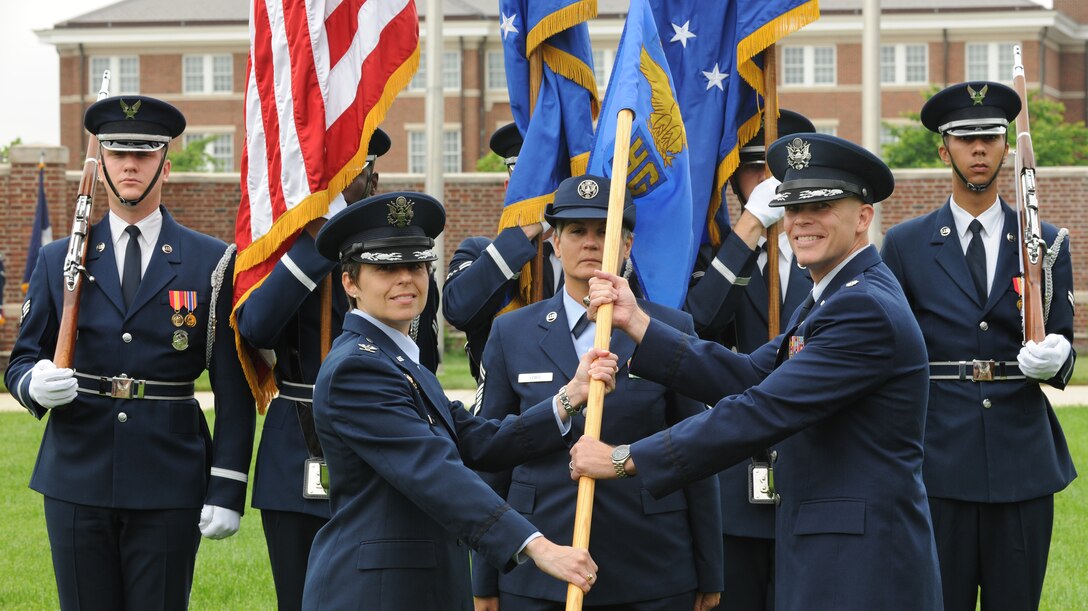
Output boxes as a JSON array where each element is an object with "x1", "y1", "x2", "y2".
[
  {"x1": 788, "y1": 335, "x2": 805, "y2": 358},
  {"x1": 395, "y1": 355, "x2": 404, "y2": 362},
  {"x1": 20, "y1": 299, "x2": 30, "y2": 326},
  {"x1": 358, "y1": 343, "x2": 378, "y2": 353},
  {"x1": 845, "y1": 280, "x2": 859, "y2": 287}
]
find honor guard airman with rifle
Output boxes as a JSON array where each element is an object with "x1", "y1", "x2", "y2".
[
  {"x1": 234, "y1": 128, "x2": 441, "y2": 611},
  {"x1": 4, "y1": 95, "x2": 255, "y2": 610},
  {"x1": 881, "y1": 77, "x2": 1076, "y2": 611}
]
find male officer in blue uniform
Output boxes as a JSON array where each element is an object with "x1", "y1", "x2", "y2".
[
  {"x1": 443, "y1": 123, "x2": 561, "y2": 384},
  {"x1": 473, "y1": 174, "x2": 723, "y2": 611},
  {"x1": 882, "y1": 82, "x2": 1076, "y2": 611},
  {"x1": 572, "y1": 134, "x2": 943, "y2": 610},
  {"x1": 684, "y1": 110, "x2": 814, "y2": 611},
  {"x1": 5, "y1": 95, "x2": 255, "y2": 610},
  {"x1": 235, "y1": 129, "x2": 441, "y2": 611}
]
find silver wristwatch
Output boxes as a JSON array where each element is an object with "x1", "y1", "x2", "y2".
[{"x1": 611, "y1": 444, "x2": 632, "y2": 479}]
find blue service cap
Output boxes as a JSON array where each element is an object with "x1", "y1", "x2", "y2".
[
  {"x1": 368, "y1": 128, "x2": 391, "y2": 158},
  {"x1": 767, "y1": 133, "x2": 894, "y2": 207},
  {"x1": 544, "y1": 174, "x2": 636, "y2": 230},
  {"x1": 489, "y1": 123, "x2": 523, "y2": 161},
  {"x1": 316, "y1": 191, "x2": 445, "y2": 264},
  {"x1": 85, "y1": 95, "x2": 186, "y2": 152},
  {"x1": 740, "y1": 109, "x2": 816, "y2": 163},
  {"x1": 920, "y1": 82, "x2": 1020, "y2": 137}
]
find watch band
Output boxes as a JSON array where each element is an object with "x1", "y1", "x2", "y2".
[
  {"x1": 557, "y1": 385, "x2": 582, "y2": 417},
  {"x1": 612, "y1": 444, "x2": 631, "y2": 479}
]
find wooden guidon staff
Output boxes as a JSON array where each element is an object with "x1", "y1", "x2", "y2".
[
  {"x1": 564, "y1": 108, "x2": 633, "y2": 610},
  {"x1": 54, "y1": 70, "x2": 111, "y2": 368},
  {"x1": 1011, "y1": 46, "x2": 1045, "y2": 343},
  {"x1": 762, "y1": 45, "x2": 781, "y2": 340}
]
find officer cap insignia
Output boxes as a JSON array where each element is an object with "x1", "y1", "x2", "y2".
[
  {"x1": 162, "y1": 244, "x2": 173, "y2": 254},
  {"x1": 577, "y1": 179, "x2": 599, "y2": 200},
  {"x1": 785, "y1": 138, "x2": 811, "y2": 170},
  {"x1": 1007, "y1": 233, "x2": 1015, "y2": 242},
  {"x1": 940, "y1": 226, "x2": 951, "y2": 237},
  {"x1": 120, "y1": 98, "x2": 142, "y2": 119},
  {"x1": 845, "y1": 280, "x2": 859, "y2": 287},
  {"x1": 546, "y1": 311, "x2": 558, "y2": 323},
  {"x1": 967, "y1": 83, "x2": 988, "y2": 106},
  {"x1": 96, "y1": 242, "x2": 106, "y2": 252},
  {"x1": 358, "y1": 343, "x2": 378, "y2": 353},
  {"x1": 387, "y1": 196, "x2": 414, "y2": 228}
]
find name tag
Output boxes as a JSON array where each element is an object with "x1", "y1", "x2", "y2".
[{"x1": 517, "y1": 372, "x2": 554, "y2": 384}]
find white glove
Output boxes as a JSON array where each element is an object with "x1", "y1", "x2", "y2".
[
  {"x1": 28, "y1": 359, "x2": 78, "y2": 409},
  {"x1": 1017, "y1": 334, "x2": 1072, "y2": 381},
  {"x1": 743, "y1": 176, "x2": 784, "y2": 228},
  {"x1": 199, "y1": 504, "x2": 241, "y2": 539}
]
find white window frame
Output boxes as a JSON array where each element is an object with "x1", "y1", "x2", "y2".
[
  {"x1": 781, "y1": 45, "x2": 836, "y2": 86},
  {"x1": 593, "y1": 48, "x2": 615, "y2": 91},
  {"x1": 812, "y1": 122, "x2": 838, "y2": 137},
  {"x1": 407, "y1": 127, "x2": 463, "y2": 173},
  {"x1": 409, "y1": 50, "x2": 462, "y2": 91},
  {"x1": 965, "y1": 42, "x2": 1018, "y2": 82},
  {"x1": 486, "y1": 50, "x2": 506, "y2": 90},
  {"x1": 880, "y1": 43, "x2": 928, "y2": 85},
  {"x1": 182, "y1": 132, "x2": 234, "y2": 172},
  {"x1": 90, "y1": 56, "x2": 139, "y2": 95},
  {"x1": 182, "y1": 54, "x2": 234, "y2": 94}
]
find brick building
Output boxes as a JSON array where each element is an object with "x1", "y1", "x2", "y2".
[{"x1": 36, "y1": 0, "x2": 1088, "y2": 172}]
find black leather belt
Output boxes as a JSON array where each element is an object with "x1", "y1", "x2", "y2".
[
  {"x1": 279, "y1": 381, "x2": 315, "y2": 403},
  {"x1": 929, "y1": 360, "x2": 1024, "y2": 382},
  {"x1": 74, "y1": 372, "x2": 196, "y2": 400}
]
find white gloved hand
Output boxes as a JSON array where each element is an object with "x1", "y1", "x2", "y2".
[
  {"x1": 28, "y1": 359, "x2": 78, "y2": 409},
  {"x1": 743, "y1": 176, "x2": 784, "y2": 228},
  {"x1": 199, "y1": 504, "x2": 241, "y2": 539},
  {"x1": 1017, "y1": 334, "x2": 1072, "y2": 381}
]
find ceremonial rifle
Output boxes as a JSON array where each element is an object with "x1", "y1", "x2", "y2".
[
  {"x1": 1011, "y1": 47, "x2": 1045, "y2": 343},
  {"x1": 54, "y1": 70, "x2": 111, "y2": 368}
]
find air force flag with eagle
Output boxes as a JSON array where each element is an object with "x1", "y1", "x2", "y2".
[{"x1": 588, "y1": 0, "x2": 693, "y2": 308}]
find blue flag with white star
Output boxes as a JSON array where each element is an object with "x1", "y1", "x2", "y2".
[
  {"x1": 23, "y1": 161, "x2": 54, "y2": 294},
  {"x1": 497, "y1": 0, "x2": 599, "y2": 307},
  {"x1": 651, "y1": 0, "x2": 819, "y2": 246},
  {"x1": 588, "y1": 0, "x2": 693, "y2": 308}
]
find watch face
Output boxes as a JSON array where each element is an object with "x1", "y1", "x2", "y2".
[{"x1": 611, "y1": 444, "x2": 631, "y2": 462}]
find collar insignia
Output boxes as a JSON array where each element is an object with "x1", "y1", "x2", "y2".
[
  {"x1": 387, "y1": 196, "x2": 414, "y2": 227},
  {"x1": 120, "y1": 98, "x2": 141, "y2": 119},
  {"x1": 358, "y1": 343, "x2": 378, "y2": 353},
  {"x1": 785, "y1": 138, "x2": 811, "y2": 170}
]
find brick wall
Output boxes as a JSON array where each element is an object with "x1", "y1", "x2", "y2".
[{"x1": 2, "y1": 146, "x2": 1086, "y2": 360}]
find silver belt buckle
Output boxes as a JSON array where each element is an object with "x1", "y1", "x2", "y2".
[
  {"x1": 108, "y1": 375, "x2": 144, "y2": 399},
  {"x1": 971, "y1": 360, "x2": 994, "y2": 382}
]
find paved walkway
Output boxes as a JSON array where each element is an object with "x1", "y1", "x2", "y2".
[{"x1": 0, "y1": 386, "x2": 1084, "y2": 413}]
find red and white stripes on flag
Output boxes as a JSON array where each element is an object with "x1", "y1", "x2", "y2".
[{"x1": 233, "y1": 0, "x2": 420, "y2": 409}]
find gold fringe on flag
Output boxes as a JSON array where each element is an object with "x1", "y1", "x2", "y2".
[
  {"x1": 540, "y1": 44, "x2": 601, "y2": 119},
  {"x1": 526, "y1": 0, "x2": 598, "y2": 59},
  {"x1": 736, "y1": 1, "x2": 820, "y2": 93},
  {"x1": 706, "y1": 112, "x2": 763, "y2": 247},
  {"x1": 231, "y1": 42, "x2": 422, "y2": 413}
]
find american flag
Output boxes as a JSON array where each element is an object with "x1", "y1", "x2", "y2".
[{"x1": 232, "y1": 0, "x2": 419, "y2": 407}]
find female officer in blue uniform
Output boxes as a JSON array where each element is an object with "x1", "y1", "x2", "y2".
[
  {"x1": 5, "y1": 96, "x2": 255, "y2": 610},
  {"x1": 303, "y1": 192, "x2": 612, "y2": 610},
  {"x1": 472, "y1": 174, "x2": 723, "y2": 611}
]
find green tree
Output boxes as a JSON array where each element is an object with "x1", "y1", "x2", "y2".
[
  {"x1": 475, "y1": 151, "x2": 507, "y2": 173},
  {"x1": 883, "y1": 89, "x2": 1088, "y2": 168},
  {"x1": 167, "y1": 136, "x2": 218, "y2": 172},
  {"x1": 1, "y1": 137, "x2": 23, "y2": 163}
]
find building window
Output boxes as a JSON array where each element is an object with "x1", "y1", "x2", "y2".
[
  {"x1": 486, "y1": 50, "x2": 506, "y2": 90},
  {"x1": 965, "y1": 42, "x2": 1017, "y2": 82},
  {"x1": 880, "y1": 44, "x2": 928, "y2": 85},
  {"x1": 407, "y1": 129, "x2": 463, "y2": 173},
  {"x1": 813, "y1": 123, "x2": 837, "y2": 136},
  {"x1": 409, "y1": 50, "x2": 461, "y2": 91},
  {"x1": 182, "y1": 55, "x2": 234, "y2": 94},
  {"x1": 90, "y1": 56, "x2": 139, "y2": 94},
  {"x1": 182, "y1": 133, "x2": 233, "y2": 172},
  {"x1": 592, "y1": 49, "x2": 614, "y2": 90},
  {"x1": 782, "y1": 46, "x2": 835, "y2": 86},
  {"x1": 880, "y1": 124, "x2": 901, "y2": 146}
]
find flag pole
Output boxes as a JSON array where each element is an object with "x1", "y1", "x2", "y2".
[
  {"x1": 529, "y1": 49, "x2": 546, "y2": 303},
  {"x1": 565, "y1": 107, "x2": 634, "y2": 611},
  {"x1": 762, "y1": 45, "x2": 781, "y2": 340}
]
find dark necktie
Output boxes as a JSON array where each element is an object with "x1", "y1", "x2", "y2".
[
  {"x1": 572, "y1": 312, "x2": 590, "y2": 339},
  {"x1": 966, "y1": 219, "x2": 987, "y2": 303},
  {"x1": 122, "y1": 225, "x2": 142, "y2": 308}
]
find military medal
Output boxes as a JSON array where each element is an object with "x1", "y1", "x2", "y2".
[
  {"x1": 788, "y1": 335, "x2": 805, "y2": 358},
  {"x1": 172, "y1": 330, "x2": 189, "y2": 351},
  {"x1": 168, "y1": 290, "x2": 185, "y2": 327},
  {"x1": 185, "y1": 291, "x2": 199, "y2": 327}
]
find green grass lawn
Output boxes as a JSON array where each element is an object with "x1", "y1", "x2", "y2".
[{"x1": 0, "y1": 406, "x2": 1086, "y2": 607}]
